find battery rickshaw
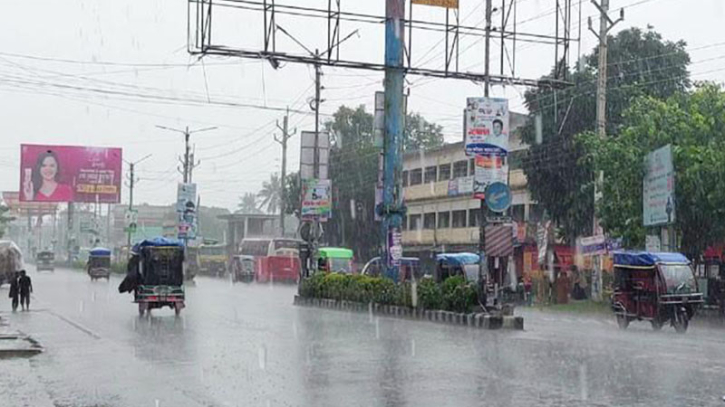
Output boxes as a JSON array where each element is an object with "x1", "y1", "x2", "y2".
[
  {"x1": 36, "y1": 250, "x2": 55, "y2": 272},
  {"x1": 612, "y1": 251, "x2": 703, "y2": 333},
  {"x1": 87, "y1": 247, "x2": 111, "y2": 280},
  {"x1": 119, "y1": 238, "x2": 186, "y2": 316}
]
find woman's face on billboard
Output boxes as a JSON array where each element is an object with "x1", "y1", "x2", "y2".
[{"x1": 40, "y1": 156, "x2": 58, "y2": 181}]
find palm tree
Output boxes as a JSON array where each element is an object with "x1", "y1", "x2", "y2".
[
  {"x1": 236, "y1": 192, "x2": 261, "y2": 214},
  {"x1": 257, "y1": 173, "x2": 281, "y2": 214}
]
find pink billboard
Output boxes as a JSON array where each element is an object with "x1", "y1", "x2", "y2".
[{"x1": 20, "y1": 144, "x2": 123, "y2": 203}]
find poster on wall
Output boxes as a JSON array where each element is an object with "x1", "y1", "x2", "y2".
[{"x1": 20, "y1": 144, "x2": 122, "y2": 203}]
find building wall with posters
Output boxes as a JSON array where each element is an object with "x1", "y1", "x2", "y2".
[{"x1": 400, "y1": 112, "x2": 543, "y2": 263}]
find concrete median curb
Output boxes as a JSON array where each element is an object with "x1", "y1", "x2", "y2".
[{"x1": 293, "y1": 296, "x2": 523, "y2": 330}]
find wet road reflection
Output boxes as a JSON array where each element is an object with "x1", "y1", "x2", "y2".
[{"x1": 1, "y1": 267, "x2": 724, "y2": 406}]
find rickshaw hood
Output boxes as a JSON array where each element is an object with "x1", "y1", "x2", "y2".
[{"x1": 613, "y1": 251, "x2": 689, "y2": 267}]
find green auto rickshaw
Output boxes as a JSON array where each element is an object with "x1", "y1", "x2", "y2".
[{"x1": 317, "y1": 247, "x2": 355, "y2": 274}]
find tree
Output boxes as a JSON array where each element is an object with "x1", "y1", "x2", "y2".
[
  {"x1": 237, "y1": 192, "x2": 261, "y2": 214},
  {"x1": 323, "y1": 105, "x2": 444, "y2": 259},
  {"x1": 579, "y1": 84, "x2": 725, "y2": 257},
  {"x1": 404, "y1": 112, "x2": 444, "y2": 152},
  {"x1": 520, "y1": 27, "x2": 690, "y2": 243},
  {"x1": 257, "y1": 173, "x2": 281, "y2": 214},
  {"x1": 0, "y1": 204, "x2": 14, "y2": 239},
  {"x1": 282, "y1": 172, "x2": 301, "y2": 217}
]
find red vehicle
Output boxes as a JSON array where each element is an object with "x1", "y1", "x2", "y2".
[
  {"x1": 237, "y1": 238, "x2": 302, "y2": 283},
  {"x1": 612, "y1": 251, "x2": 703, "y2": 333}
]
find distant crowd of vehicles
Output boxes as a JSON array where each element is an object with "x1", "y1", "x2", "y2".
[{"x1": 0, "y1": 232, "x2": 717, "y2": 332}]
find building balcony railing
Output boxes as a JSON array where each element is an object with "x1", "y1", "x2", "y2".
[{"x1": 403, "y1": 169, "x2": 528, "y2": 202}]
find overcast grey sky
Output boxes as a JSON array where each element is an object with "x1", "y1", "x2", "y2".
[{"x1": 1, "y1": 0, "x2": 722, "y2": 211}]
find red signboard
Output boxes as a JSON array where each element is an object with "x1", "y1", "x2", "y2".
[{"x1": 20, "y1": 144, "x2": 122, "y2": 203}]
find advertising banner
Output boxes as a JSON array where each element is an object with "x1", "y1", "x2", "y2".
[
  {"x1": 643, "y1": 144, "x2": 675, "y2": 226},
  {"x1": 387, "y1": 227, "x2": 402, "y2": 268},
  {"x1": 473, "y1": 154, "x2": 508, "y2": 199},
  {"x1": 464, "y1": 97, "x2": 509, "y2": 156},
  {"x1": 300, "y1": 131, "x2": 330, "y2": 181},
  {"x1": 412, "y1": 0, "x2": 459, "y2": 8},
  {"x1": 301, "y1": 179, "x2": 332, "y2": 221},
  {"x1": 20, "y1": 144, "x2": 122, "y2": 203},
  {"x1": 176, "y1": 183, "x2": 197, "y2": 240},
  {"x1": 578, "y1": 235, "x2": 607, "y2": 257}
]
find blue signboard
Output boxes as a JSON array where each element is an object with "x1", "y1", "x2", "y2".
[{"x1": 485, "y1": 182, "x2": 512, "y2": 213}]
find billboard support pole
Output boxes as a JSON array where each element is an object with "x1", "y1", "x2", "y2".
[{"x1": 478, "y1": 0, "x2": 493, "y2": 308}]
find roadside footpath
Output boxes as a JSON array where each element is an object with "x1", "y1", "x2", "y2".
[{"x1": 0, "y1": 313, "x2": 53, "y2": 407}]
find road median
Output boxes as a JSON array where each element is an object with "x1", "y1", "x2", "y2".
[{"x1": 294, "y1": 295, "x2": 524, "y2": 330}]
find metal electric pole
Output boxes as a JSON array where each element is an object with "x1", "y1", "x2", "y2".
[
  {"x1": 478, "y1": 0, "x2": 493, "y2": 302},
  {"x1": 381, "y1": 0, "x2": 406, "y2": 279},
  {"x1": 275, "y1": 107, "x2": 297, "y2": 236}
]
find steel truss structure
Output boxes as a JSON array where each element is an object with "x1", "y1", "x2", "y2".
[{"x1": 188, "y1": 0, "x2": 578, "y2": 89}]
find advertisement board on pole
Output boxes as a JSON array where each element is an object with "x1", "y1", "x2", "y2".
[
  {"x1": 473, "y1": 154, "x2": 508, "y2": 199},
  {"x1": 300, "y1": 131, "x2": 330, "y2": 181},
  {"x1": 464, "y1": 97, "x2": 509, "y2": 156},
  {"x1": 176, "y1": 183, "x2": 197, "y2": 240},
  {"x1": 643, "y1": 144, "x2": 675, "y2": 226},
  {"x1": 20, "y1": 144, "x2": 122, "y2": 203},
  {"x1": 387, "y1": 227, "x2": 402, "y2": 268},
  {"x1": 301, "y1": 179, "x2": 331, "y2": 221}
]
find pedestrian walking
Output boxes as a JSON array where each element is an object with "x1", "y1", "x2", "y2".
[
  {"x1": 18, "y1": 270, "x2": 32, "y2": 311},
  {"x1": 8, "y1": 271, "x2": 19, "y2": 311}
]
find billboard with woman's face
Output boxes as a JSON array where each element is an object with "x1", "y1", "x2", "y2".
[{"x1": 20, "y1": 144, "x2": 122, "y2": 203}]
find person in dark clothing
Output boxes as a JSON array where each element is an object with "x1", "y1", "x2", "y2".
[
  {"x1": 18, "y1": 270, "x2": 32, "y2": 311},
  {"x1": 8, "y1": 271, "x2": 20, "y2": 312}
]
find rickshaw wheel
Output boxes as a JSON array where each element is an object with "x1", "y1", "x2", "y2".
[
  {"x1": 650, "y1": 319, "x2": 664, "y2": 331},
  {"x1": 138, "y1": 303, "x2": 147, "y2": 316},
  {"x1": 616, "y1": 314, "x2": 630, "y2": 330},
  {"x1": 672, "y1": 311, "x2": 689, "y2": 333}
]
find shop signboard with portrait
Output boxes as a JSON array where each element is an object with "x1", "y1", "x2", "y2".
[{"x1": 19, "y1": 144, "x2": 122, "y2": 203}]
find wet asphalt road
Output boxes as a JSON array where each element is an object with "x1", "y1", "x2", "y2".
[{"x1": 1, "y1": 266, "x2": 725, "y2": 407}]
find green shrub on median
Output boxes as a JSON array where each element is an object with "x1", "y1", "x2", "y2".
[{"x1": 299, "y1": 272, "x2": 476, "y2": 313}]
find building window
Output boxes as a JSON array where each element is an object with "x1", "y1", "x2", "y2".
[
  {"x1": 468, "y1": 209, "x2": 480, "y2": 227},
  {"x1": 410, "y1": 168, "x2": 422, "y2": 186},
  {"x1": 437, "y1": 211, "x2": 450, "y2": 228},
  {"x1": 409, "y1": 214, "x2": 422, "y2": 230},
  {"x1": 452, "y1": 210, "x2": 467, "y2": 228},
  {"x1": 438, "y1": 163, "x2": 451, "y2": 181},
  {"x1": 424, "y1": 213, "x2": 436, "y2": 229},
  {"x1": 469, "y1": 158, "x2": 475, "y2": 176},
  {"x1": 424, "y1": 166, "x2": 437, "y2": 184},
  {"x1": 453, "y1": 160, "x2": 468, "y2": 178},
  {"x1": 402, "y1": 170, "x2": 409, "y2": 187},
  {"x1": 402, "y1": 215, "x2": 408, "y2": 231}
]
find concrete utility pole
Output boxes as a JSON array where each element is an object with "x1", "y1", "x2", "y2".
[
  {"x1": 156, "y1": 125, "x2": 216, "y2": 183},
  {"x1": 589, "y1": 0, "x2": 623, "y2": 301},
  {"x1": 381, "y1": 0, "x2": 406, "y2": 279},
  {"x1": 589, "y1": 0, "x2": 623, "y2": 138},
  {"x1": 124, "y1": 154, "x2": 151, "y2": 259},
  {"x1": 275, "y1": 107, "x2": 297, "y2": 237}
]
